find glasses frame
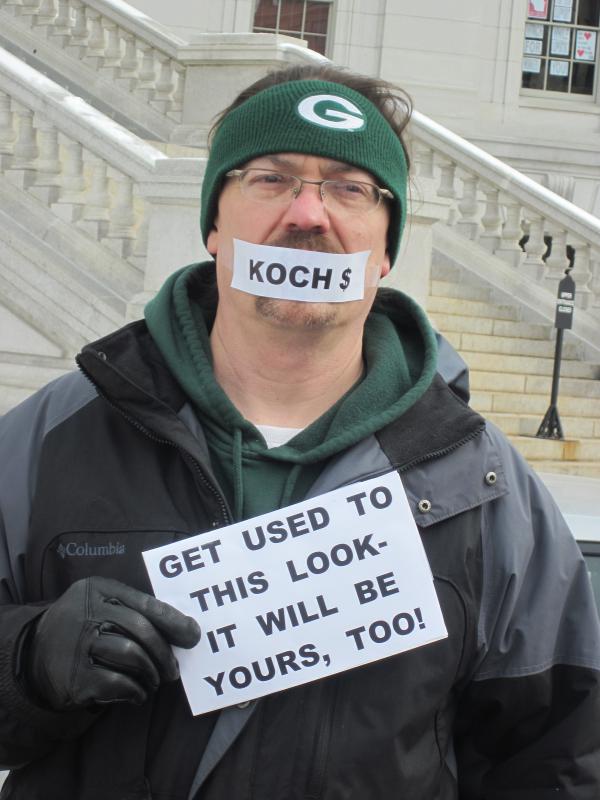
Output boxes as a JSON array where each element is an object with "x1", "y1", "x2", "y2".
[{"x1": 225, "y1": 168, "x2": 394, "y2": 214}]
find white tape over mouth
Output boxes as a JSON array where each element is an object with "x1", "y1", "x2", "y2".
[{"x1": 231, "y1": 239, "x2": 372, "y2": 303}]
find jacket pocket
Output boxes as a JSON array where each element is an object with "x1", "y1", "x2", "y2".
[{"x1": 40, "y1": 529, "x2": 191, "y2": 599}]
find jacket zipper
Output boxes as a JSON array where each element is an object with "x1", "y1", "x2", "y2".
[
  {"x1": 302, "y1": 424, "x2": 486, "y2": 798},
  {"x1": 305, "y1": 680, "x2": 339, "y2": 800}
]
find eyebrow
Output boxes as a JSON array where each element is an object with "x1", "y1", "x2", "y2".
[{"x1": 253, "y1": 154, "x2": 370, "y2": 177}]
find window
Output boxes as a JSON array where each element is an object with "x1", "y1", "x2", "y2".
[
  {"x1": 253, "y1": 0, "x2": 332, "y2": 56},
  {"x1": 522, "y1": 0, "x2": 600, "y2": 95}
]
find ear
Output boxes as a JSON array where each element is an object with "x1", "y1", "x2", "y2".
[
  {"x1": 207, "y1": 219, "x2": 219, "y2": 256},
  {"x1": 380, "y1": 252, "x2": 391, "y2": 279}
]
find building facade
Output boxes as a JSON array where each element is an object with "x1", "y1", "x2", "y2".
[{"x1": 125, "y1": 0, "x2": 600, "y2": 217}]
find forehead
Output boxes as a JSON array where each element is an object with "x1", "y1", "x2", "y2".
[{"x1": 243, "y1": 152, "x2": 377, "y2": 180}]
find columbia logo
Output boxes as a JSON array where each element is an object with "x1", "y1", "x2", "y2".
[{"x1": 57, "y1": 542, "x2": 126, "y2": 559}]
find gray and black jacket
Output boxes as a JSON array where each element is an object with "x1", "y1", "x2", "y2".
[{"x1": 0, "y1": 319, "x2": 598, "y2": 800}]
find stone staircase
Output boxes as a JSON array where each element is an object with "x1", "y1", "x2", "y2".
[
  {"x1": 0, "y1": 0, "x2": 599, "y2": 479},
  {"x1": 427, "y1": 260, "x2": 600, "y2": 477}
]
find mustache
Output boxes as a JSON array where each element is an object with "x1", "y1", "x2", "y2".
[{"x1": 267, "y1": 232, "x2": 342, "y2": 254}]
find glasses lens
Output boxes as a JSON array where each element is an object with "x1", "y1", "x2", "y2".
[
  {"x1": 324, "y1": 180, "x2": 380, "y2": 213},
  {"x1": 240, "y1": 170, "x2": 297, "y2": 203}
]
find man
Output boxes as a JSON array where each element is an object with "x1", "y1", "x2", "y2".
[{"x1": 0, "y1": 63, "x2": 598, "y2": 799}]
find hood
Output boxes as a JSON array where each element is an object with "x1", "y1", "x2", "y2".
[{"x1": 144, "y1": 261, "x2": 438, "y2": 462}]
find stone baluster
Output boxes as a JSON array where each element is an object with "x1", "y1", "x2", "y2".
[
  {"x1": 129, "y1": 206, "x2": 149, "y2": 270},
  {"x1": 51, "y1": 0, "x2": 73, "y2": 37},
  {"x1": 30, "y1": 116, "x2": 61, "y2": 204},
  {"x1": 169, "y1": 63, "x2": 185, "y2": 117},
  {"x1": 456, "y1": 171, "x2": 481, "y2": 240},
  {"x1": 2, "y1": 0, "x2": 24, "y2": 17},
  {"x1": 590, "y1": 247, "x2": 600, "y2": 315},
  {"x1": 69, "y1": 0, "x2": 89, "y2": 48},
  {"x1": 84, "y1": 8, "x2": 106, "y2": 66},
  {"x1": 33, "y1": 0, "x2": 57, "y2": 26},
  {"x1": 411, "y1": 142, "x2": 439, "y2": 215},
  {"x1": 521, "y1": 213, "x2": 548, "y2": 280},
  {"x1": 569, "y1": 242, "x2": 593, "y2": 310},
  {"x1": 137, "y1": 43, "x2": 157, "y2": 101},
  {"x1": 0, "y1": 92, "x2": 16, "y2": 170},
  {"x1": 31, "y1": 0, "x2": 58, "y2": 37},
  {"x1": 8, "y1": 106, "x2": 38, "y2": 189},
  {"x1": 118, "y1": 33, "x2": 140, "y2": 90},
  {"x1": 79, "y1": 155, "x2": 110, "y2": 239},
  {"x1": 437, "y1": 158, "x2": 457, "y2": 198},
  {"x1": 18, "y1": 0, "x2": 41, "y2": 21},
  {"x1": 413, "y1": 142, "x2": 435, "y2": 180},
  {"x1": 53, "y1": 137, "x2": 86, "y2": 221},
  {"x1": 101, "y1": 21, "x2": 123, "y2": 78},
  {"x1": 543, "y1": 226, "x2": 570, "y2": 291},
  {"x1": 152, "y1": 55, "x2": 175, "y2": 112},
  {"x1": 106, "y1": 171, "x2": 136, "y2": 256},
  {"x1": 479, "y1": 185, "x2": 503, "y2": 252},
  {"x1": 121, "y1": 33, "x2": 140, "y2": 72},
  {"x1": 494, "y1": 198, "x2": 524, "y2": 268},
  {"x1": 436, "y1": 157, "x2": 459, "y2": 226}
]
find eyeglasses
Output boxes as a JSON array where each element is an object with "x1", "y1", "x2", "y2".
[{"x1": 225, "y1": 168, "x2": 393, "y2": 215}]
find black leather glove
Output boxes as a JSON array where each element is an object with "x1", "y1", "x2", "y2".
[{"x1": 25, "y1": 576, "x2": 201, "y2": 710}]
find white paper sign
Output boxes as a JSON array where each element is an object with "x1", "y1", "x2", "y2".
[
  {"x1": 528, "y1": 0, "x2": 548, "y2": 19},
  {"x1": 575, "y1": 30, "x2": 596, "y2": 61},
  {"x1": 143, "y1": 471, "x2": 448, "y2": 715},
  {"x1": 554, "y1": 0, "x2": 573, "y2": 21},
  {"x1": 525, "y1": 38, "x2": 543, "y2": 55},
  {"x1": 553, "y1": 6, "x2": 572, "y2": 22},
  {"x1": 231, "y1": 239, "x2": 369, "y2": 303},
  {"x1": 550, "y1": 59, "x2": 569, "y2": 76},
  {"x1": 551, "y1": 26, "x2": 571, "y2": 56},
  {"x1": 523, "y1": 56, "x2": 542, "y2": 73},
  {"x1": 525, "y1": 23, "x2": 544, "y2": 38}
]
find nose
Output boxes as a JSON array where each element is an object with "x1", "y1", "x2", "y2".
[{"x1": 280, "y1": 181, "x2": 331, "y2": 234}]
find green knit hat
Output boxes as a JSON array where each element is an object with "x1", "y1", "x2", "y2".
[{"x1": 200, "y1": 79, "x2": 408, "y2": 265}]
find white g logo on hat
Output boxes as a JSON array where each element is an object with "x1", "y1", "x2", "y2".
[{"x1": 297, "y1": 94, "x2": 365, "y2": 131}]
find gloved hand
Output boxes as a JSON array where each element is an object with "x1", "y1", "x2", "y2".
[{"x1": 25, "y1": 576, "x2": 201, "y2": 710}]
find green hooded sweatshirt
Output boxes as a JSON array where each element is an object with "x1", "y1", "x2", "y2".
[{"x1": 145, "y1": 262, "x2": 437, "y2": 522}]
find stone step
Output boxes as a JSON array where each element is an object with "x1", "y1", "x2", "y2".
[
  {"x1": 471, "y1": 390, "x2": 600, "y2": 418},
  {"x1": 487, "y1": 412, "x2": 600, "y2": 439},
  {"x1": 444, "y1": 330, "x2": 582, "y2": 360},
  {"x1": 0, "y1": 384, "x2": 36, "y2": 415},
  {"x1": 506, "y1": 435, "x2": 600, "y2": 462},
  {"x1": 429, "y1": 279, "x2": 491, "y2": 302},
  {"x1": 522, "y1": 460, "x2": 600, "y2": 478},
  {"x1": 470, "y1": 370, "x2": 600, "y2": 398},
  {"x1": 430, "y1": 259, "x2": 463, "y2": 282},
  {"x1": 427, "y1": 295, "x2": 521, "y2": 321},
  {"x1": 0, "y1": 356, "x2": 72, "y2": 389},
  {"x1": 0, "y1": 354, "x2": 73, "y2": 414},
  {"x1": 431, "y1": 312, "x2": 552, "y2": 341},
  {"x1": 463, "y1": 350, "x2": 600, "y2": 379}
]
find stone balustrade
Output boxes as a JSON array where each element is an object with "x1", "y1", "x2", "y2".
[
  {"x1": 0, "y1": 4, "x2": 598, "y2": 349},
  {"x1": 407, "y1": 111, "x2": 600, "y2": 350},
  {"x1": 0, "y1": 46, "x2": 205, "y2": 324},
  {"x1": 1, "y1": 0, "x2": 186, "y2": 121},
  {"x1": 0, "y1": 0, "x2": 321, "y2": 146}
]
